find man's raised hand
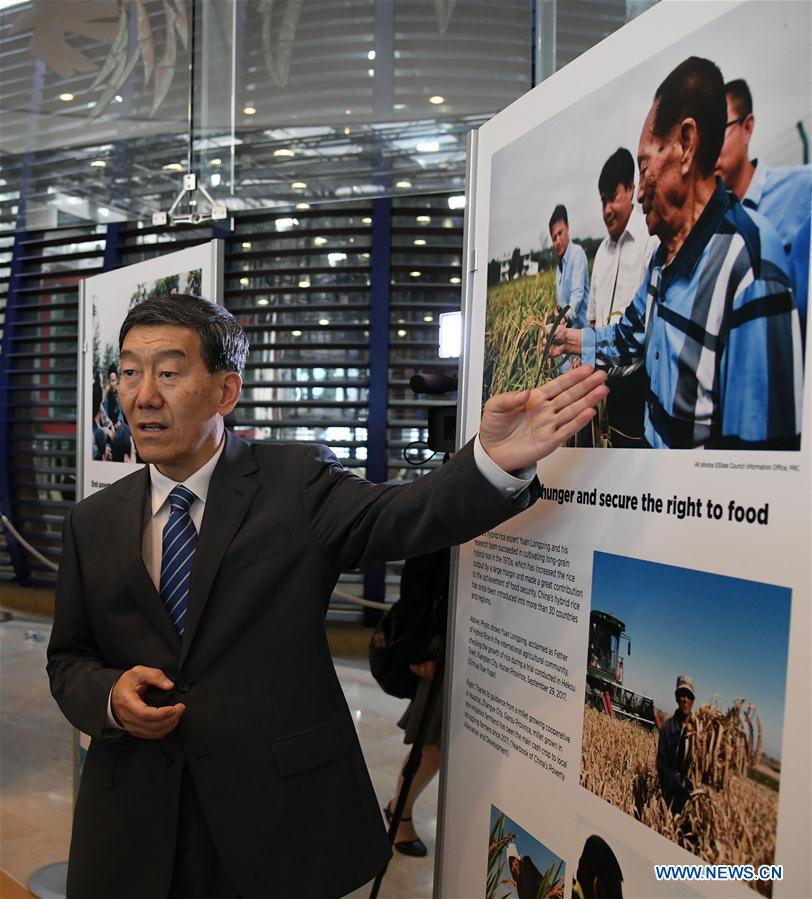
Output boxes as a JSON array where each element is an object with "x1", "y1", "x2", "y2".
[
  {"x1": 111, "y1": 666, "x2": 185, "y2": 739},
  {"x1": 479, "y1": 366, "x2": 608, "y2": 473}
]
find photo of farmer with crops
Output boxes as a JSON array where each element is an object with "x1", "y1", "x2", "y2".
[
  {"x1": 488, "y1": 807, "x2": 565, "y2": 899},
  {"x1": 580, "y1": 552, "x2": 790, "y2": 897},
  {"x1": 656, "y1": 675, "x2": 696, "y2": 816},
  {"x1": 484, "y1": 3, "x2": 809, "y2": 451},
  {"x1": 548, "y1": 57, "x2": 803, "y2": 450}
]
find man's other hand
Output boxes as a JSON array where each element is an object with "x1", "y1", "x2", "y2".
[
  {"x1": 479, "y1": 366, "x2": 608, "y2": 473},
  {"x1": 545, "y1": 323, "x2": 583, "y2": 358},
  {"x1": 111, "y1": 666, "x2": 185, "y2": 739}
]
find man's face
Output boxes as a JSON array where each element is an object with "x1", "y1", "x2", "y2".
[
  {"x1": 108, "y1": 371, "x2": 118, "y2": 391},
  {"x1": 550, "y1": 219, "x2": 569, "y2": 259},
  {"x1": 676, "y1": 690, "x2": 694, "y2": 717},
  {"x1": 119, "y1": 325, "x2": 239, "y2": 478},
  {"x1": 510, "y1": 857, "x2": 520, "y2": 879},
  {"x1": 600, "y1": 182, "x2": 634, "y2": 241},
  {"x1": 715, "y1": 96, "x2": 753, "y2": 189},
  {"x1": 636, "y1": 101, "x2": 686, "y2": 242}
]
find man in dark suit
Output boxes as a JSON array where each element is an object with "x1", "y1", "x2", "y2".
[{"x1": 47, "y1": 295, "x2": 607, "y2": 898}]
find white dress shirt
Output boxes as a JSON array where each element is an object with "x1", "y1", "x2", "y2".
[
  {"x1": 587, "y1": 207, "x2": 659, "y2": 327},
  {"x1": 141, "y1": 437, "x2": 226, "y2": 589}
]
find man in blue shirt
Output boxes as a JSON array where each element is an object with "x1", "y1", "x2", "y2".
[
  {"x1": 550, "y1": 204, "x2": 590, "y2": 329},
  {"x1": 549, "y1": 57, "x2": 802, "y2": 450},
  {"x1": 716, "y1": 79, "x2": 812, "y2": 253}
]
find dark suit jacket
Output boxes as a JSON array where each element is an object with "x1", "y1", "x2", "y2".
[{"x1": 48, "y1": 431, "x2": 534, "y2": 898}]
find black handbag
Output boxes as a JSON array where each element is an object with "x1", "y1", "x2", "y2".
[{"x1": 368, "y1": 599, "x2": 437, "y2": 699}]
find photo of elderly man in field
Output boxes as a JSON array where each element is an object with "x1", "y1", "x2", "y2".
[
  {"x1": 580, "y1": 552, "x2": 790, "y2": 898},
  {"x1": 550, "y1": 56, "x2": 803, "y2": 450},
  {"x1": 656, "y1": 675, "x2": 696, "y2": 815}
]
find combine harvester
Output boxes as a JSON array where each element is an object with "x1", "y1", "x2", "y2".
[{"x1": 585, "y1": 610, "x2": 660, "y2": 729}]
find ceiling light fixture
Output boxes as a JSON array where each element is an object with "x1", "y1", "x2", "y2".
[
  {"x1": 396, "y1": 180, "x2": 412, "y2": 189},
  {"x1": 243, "y1": 105, "x2": 257, "y2": 115},
  {"x1": 291, "y1": 181, "x2": 307, "y2": 190},
  {"x1": 242, "y1": 241, "x2": 252, "y2": 249},
  {"x1": 90, "y1": 159, "x2": 106, "y2": 168},
  {"x1": 429, "y1": 95, "x2": 444, "y2": 105},
  {"x1": 274, "y1": 148, "x2": 295, "y2": 157},
  {"x1": 413, "y1": 239, "x2": 426, "y2": 246},
  {"x1": 59, "y1": 92, "x2": 74, "y2": 102},
  {"x1": 410, "y1": 270, "x2": 421, "y2": 277},
  {"x1": 299, "y1": 278, "x2": 311, "y2": 288},
  {"x1": 257, "y1": 298, "x2": 270, "y2": 306},
  {"x1": 416, "y1": 214, "x2": 431, "y2": 223},
  {"x1": 416, "y1": 141, "x2": 439, "y2": 153}
]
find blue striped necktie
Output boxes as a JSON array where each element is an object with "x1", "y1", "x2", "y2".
[{"x1": 160, "y1": 485, "x2": 198, "y2": 635}]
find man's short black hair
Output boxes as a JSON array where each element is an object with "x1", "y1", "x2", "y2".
[
  {"x1": 577, "y1": 835, "x2": 623, "y2": 899},
  {"x1": 598, "y1": 148, "x2": 635, "y2": 197},
  {"x1": 549, "y1": 204, "x2": 568, "y2": 231},
  {"x1": 652, "y1": 56, "x2": 726, "y2": 177},
  {"x1": 119, "y1": 294, "x2": 249, "y2": 374},
  {"x1": 725, "y1": 78, "x2": 753, "y2": 119},
  {"x1": 108, "y1": 365, "x2": 118, "y2": 378}
]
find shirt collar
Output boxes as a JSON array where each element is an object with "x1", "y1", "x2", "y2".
[
  {"x1": 625, "y1": 206, "x2": 650, "y2": 243},
  {"x1": 558, "y1": 242, "x2": 571, "y2": 271},
  {"x1": 654, "y1": 178, "x2": 730, "y2": 282},
  {"x1": 743, "y1": 158, "x2": 765, "y2": 208},
  {"x1": 149, "y1": 434, "x2": 226, "y2": 517}
]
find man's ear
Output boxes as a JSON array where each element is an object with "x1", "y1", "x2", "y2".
[
  {"x1": 218, "y1": 371, "x2": 242, "y2": 416},
  {"x1": 742, "y1": 112, "x2": 755, "y2": 143},
  {"x1": 678, "y1": 117, "x2": 699, "y2": 176}
]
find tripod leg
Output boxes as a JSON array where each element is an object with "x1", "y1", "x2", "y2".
[{"x1": 369, "y1": 651, "x2": 445, "y2": 899}]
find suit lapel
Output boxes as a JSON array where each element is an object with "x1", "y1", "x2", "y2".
[
  {"x1": 114, "y1": 467, "x2": 181, "y2": 650},
  {"x1": 179, "y1": 431, "x2": 260, "y2": 666}
]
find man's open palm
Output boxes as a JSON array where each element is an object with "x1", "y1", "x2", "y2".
[{"x1": 479, "y1": 366, "x2": 608, "y2": 473}]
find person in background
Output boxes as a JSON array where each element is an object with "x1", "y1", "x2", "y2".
[
  {"x1": 657, "y1": 675, "x2": 696, "y2": 815},
  {"x1": 550, "y1": 204, "x2": 590, "y2": 329},
  {"x1": 572, "y1": 835, "x2": 623, "y2": 899},
  {"x1": 588, "y1": 148, "x2": 659, "y2": 330},
  {"x1": 105, "y1": 365, "x2": 121, "y2": 428},
  {"x1": 587, "y1": 147, "x2": 659, "y2": 446},
  {"x1": 383, "y1": 544, "x2": 450, "y2": 857},
  {"x1": 716, "y1": 78, "x2": 812, "y2": 253}
]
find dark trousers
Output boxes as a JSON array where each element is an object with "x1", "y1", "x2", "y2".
[{"x1": 168, "y1": 766, "x2": 240, "y2": 899}]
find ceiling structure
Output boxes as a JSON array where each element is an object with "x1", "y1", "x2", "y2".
[{"x1": 0, "y1": 0, "x2": 652, "y2": 231}]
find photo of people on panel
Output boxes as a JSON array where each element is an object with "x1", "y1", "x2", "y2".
[{"x1": 484, "y1": 2, "x2": 810, "y2": 450}]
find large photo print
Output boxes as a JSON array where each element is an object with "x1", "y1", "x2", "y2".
[
  {"x1": 579, "y1": 552, "x2": 791, "y2": 896},
  {"x1": 484, "y1": 1, "x2": 810, "y2": 450}
]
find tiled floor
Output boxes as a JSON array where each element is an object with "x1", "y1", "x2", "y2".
[{"x1": 0, "y1": 612, "x2": 437, "y2": 898}]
